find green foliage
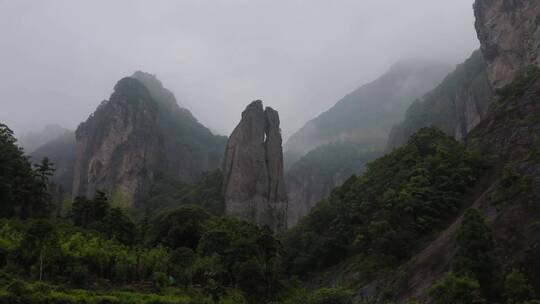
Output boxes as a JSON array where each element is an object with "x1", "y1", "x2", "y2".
[
  {"x1": 0, "y1": 123, "x2": 53, "y2": 218},
  {"x1": 453, "y1": 208, "x2": 497, "y2": 296},
  {"x1": 110, "y1": 187, "x2": 129, "y2": 209},
  {"x1": 283, "y1": 128, "x2": 486, "y2": 274},
  {"x1": 496, "y1": 66, "x2": 540, "y2": 100},
  {"x1": 289, "y1": 141, "x2": 382, "y2": 181},
  {"x1": 504, "y1": 269, "x2": 535, "y2": 304},
  {"x1": 428, "y1": 273, "x2": 483, "y2": 304},
  {"x1": 141, "y1": 170, "x2": 225, "y2": 216},
  {"x1": 151, "y1": 272, "x2": 170, "y2": 290},
  {"x1": 148, "y1": 205, "x2": 211, "y2": 250},
  {"x1": 310, "y1": 287, "x2": 353, "y2": 304},
  {"x1": 490, "y1": 164, "x2": 531, "y2": 205},
  {"x1": 71, "y1": 192, "x2": 137, "y2": 245},
  {"x1": 0, "y1": 279, "x2": 219, "y2": 303},
  {"x1": 197, "y1": 218, "x2": 283, "y2": 303},
  {"x1": 281, "y1": 287, "x2": 353, "y2": 304}
]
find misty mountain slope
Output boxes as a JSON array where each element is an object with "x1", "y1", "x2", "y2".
[
  {"x1": 282, "y1": 128, "x2": 488, "y2": 295},
  {"x1": 285, "y1": 60, "x2": 452, "y2": 161},
  {"x1": 73, "y1": 72, "x2": 227, "y2": 207},
  {"x1": 396, "y1": 64, "x2": 540, "y2": 303},
  {"x1": 284, "y1": 60, "x2": 451, "y2": 226},
  {"x1": 286, "y1": 142, "x2": 382, "y2": 226},
  {"x1": 387, "y1": 50, "x2": 494, "y2": 149},
  {"x1": 18, "y1": 124, "x2": 71, "y2": 154},
  {"x1": 282, "y1": 70, "x2": 540, "y2": 302},
  {"x1": 30, "y1": 129, "x2": 75, "y2": 193},
  {"x1": 281, "y1": 1, "x2": 540, "y2": 302}
]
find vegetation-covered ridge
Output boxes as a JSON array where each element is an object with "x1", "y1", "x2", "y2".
[{"x1": 283, "y1": 128, "x2": 486, "y2": 279}]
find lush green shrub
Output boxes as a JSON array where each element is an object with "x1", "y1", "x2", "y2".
[
  {"x1": 310, "y1": 287, "x2": 353, "y2": 304},
  {"x1": 152, "y1": 272, "x2": 170, "y2": 290},
  {"x1": 504, "y1": 268, "x2": 534, "y2": 304},
  {"x1": 453, "y1": 208, "x2": 497, "y2": 297},
  {"x1": 428, "y1": 273, "x2": 483, "y2": 304}
]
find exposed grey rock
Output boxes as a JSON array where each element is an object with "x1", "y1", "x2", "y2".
[
  {"x1": 72, "y1": 73, "x2": 226, "y2": 208},
  {"x1": 474, "y1": 0, "x2": 540, "y2": 88},
  {"x1": 132, "y1": 71, "x2": 227, "y2": 184},
  {"x1": 72, "y1": 77, "x2": 164, "y2": 206},
  {"x1": 223, "y1": 100, "x2": 287, "y2": 231}
]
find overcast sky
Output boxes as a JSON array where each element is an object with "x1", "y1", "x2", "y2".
[{"x1": 0, "y1": 0, "x2": 479, "y2": 139}]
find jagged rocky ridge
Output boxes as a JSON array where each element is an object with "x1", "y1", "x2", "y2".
[
  {"x1": 73, "y1": 73, "x2": 226, "y2": 207},
  {"x1": 223, "y1": 100, "x2": 288, "y2": 232}
]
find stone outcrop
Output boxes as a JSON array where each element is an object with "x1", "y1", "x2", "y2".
[
  {"x1": 223, "y1": 100, "x2": 287, "y2": 231},
  {"x1": 132, "y1": 71, "x2": 227, "y2": 183},
  {"x1": 474, "y1": 0, "x2": 540, "y2": 88},
  {"x1": 73, "y1": 73, "x2": 226, "y2": 207},
  {"x1": 73, "y1": 78, "x2": 164, "y2": 206}
]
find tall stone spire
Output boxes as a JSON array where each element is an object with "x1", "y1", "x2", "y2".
[{"x1": 223, "y1": 100, "x2": 288, "y2": 231}]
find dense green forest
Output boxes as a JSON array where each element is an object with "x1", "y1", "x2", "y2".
[
  {"x1": 2, "y1": 112, "x2": 539, "y2": 303},
  {"x1": 0, "y1": 121, "x2": 358, "y2": 303},
  {"x1": 284, "y1": 127, "x2": 487, "y2": 275}
]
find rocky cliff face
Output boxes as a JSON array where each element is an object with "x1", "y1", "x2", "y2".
[
  {"x1": 474, "y1": 0, "x2": 540, "y2": 88},
  {"x1": 386, "y1": 50, "x2": 494, "y2": 149},
  {"x1": 132, "y1": 71, "x2": 227, "y2": 183},
  {"x1": 73, "y1": 73, "x2": 226, "y2": 207},
  {"x1": 73, "y1": 78, "x2": 164, "y2": 206},
  {"x1": 223, "y1": 100, "x2": 287, "y2": 232}
]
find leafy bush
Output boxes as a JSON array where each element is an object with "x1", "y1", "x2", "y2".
[
  {"x1": 504, "y1": 268, "x2": 534, "y2": 304},
  {"x1": 310, "y1": 287, "x2": 353, "y2": 304},
  {"x1": 453, "y1": 208, "x2": 497, "y2": 297},
  {"x1": 152, "y1": 272, "x2": 170, "y2": 290},
  {"x1": 428, "y1": 273, "x2": 483, "y2": 304}
]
